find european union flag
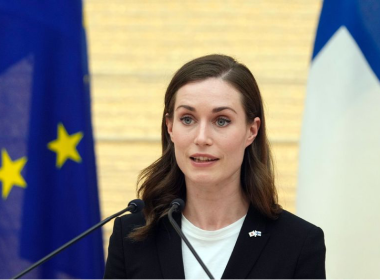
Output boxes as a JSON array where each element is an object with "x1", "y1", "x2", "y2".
[{"x1": 0, "y1": 1, "x2": 105, "y2": 278}]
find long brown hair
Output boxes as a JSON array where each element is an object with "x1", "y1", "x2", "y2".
[{"x1": 129, "y1": 54, "x2": 281, "y2": 241}]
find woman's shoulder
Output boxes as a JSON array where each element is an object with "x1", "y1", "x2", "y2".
[
  {"x1": 277, "y1": 209, "x2": 321, "y2": 230},
  {"x1": 116, "y1": 211, "x2": 146, "y2": 234},
  {"x1": 268, "y1": 209, "x2": 324, "y2": 240},
  {"x1": 248, "y1": 205, "x2": 322, "y2": 234},
  {"x1": 119, "y1": 211, "x2": 146, "y2": 223}
]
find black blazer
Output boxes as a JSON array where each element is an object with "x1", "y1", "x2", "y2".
[{"x1": 104, "y1": 206, "x2": 326, "y2": 279}]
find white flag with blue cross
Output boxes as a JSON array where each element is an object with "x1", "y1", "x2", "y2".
[{"x1": 297, "y1": 0, "x2": 380, "y2": 278}]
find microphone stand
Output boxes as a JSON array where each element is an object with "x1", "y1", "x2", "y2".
[
  {"x1": 168, "y1": 200, "x2": 215, "y2": 279},
  {"x1": 13, "y1": 200, "x2": 144, "y2": 279}
]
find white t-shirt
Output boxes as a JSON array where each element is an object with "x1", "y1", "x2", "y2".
[{"x1": 181, "y1": 214, "x2": 246, "y2": 279}]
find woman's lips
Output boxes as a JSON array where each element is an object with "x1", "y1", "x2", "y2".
[
  {"x1": 189, "y1": 154, "x2": 219, "y2": 166},
  {"x1": 190, "y1": 156, "x2": 218, "y2": 162}
]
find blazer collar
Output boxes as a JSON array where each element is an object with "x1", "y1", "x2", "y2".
[
  {"x1": 156, "y1": 212, "x2": 186, "y2": 279},
  {"x1": 155, "y1": 205, "x2": 271, "y2": 279},
  {"x1": 222, "y1": 205, "x2": 271, "y2": 279}
]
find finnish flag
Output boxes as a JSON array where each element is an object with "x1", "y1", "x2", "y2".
[{"x1": 297, "y1": 0, "x2": 380, "y2": 278}]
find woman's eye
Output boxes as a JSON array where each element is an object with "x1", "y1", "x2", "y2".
[
  {"x1": 180, "y1": 116, "x2": 193, "y2": 125},
  {"x1": 216, "y1": 117, "x2": 231, "y2": 127}
]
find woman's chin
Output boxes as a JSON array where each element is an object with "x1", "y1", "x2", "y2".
[{"x1": 186, "y1": 174, "x2": 220, "y2": 186}]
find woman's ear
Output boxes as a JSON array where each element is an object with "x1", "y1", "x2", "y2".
[
  {"x1": 165, "y1": 114, "x2": 174, "y2": 141},
  {"x1": 246, "y1": 117, "x2": 261, "y2": 147}
]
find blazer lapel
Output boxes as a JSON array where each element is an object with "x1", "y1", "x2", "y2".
[
  {"x1": 222, "y1": 206, "x2": 271, "y2": 279},
  {"x1": 156, "y1": 212, "x2": 186, "y2": 279}
]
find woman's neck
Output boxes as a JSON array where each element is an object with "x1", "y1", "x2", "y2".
[{"x1": 183, "y1": 180, "x2": 249, "y2": 231}]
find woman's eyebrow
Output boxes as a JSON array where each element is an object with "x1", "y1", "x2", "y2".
[
  {"x1": 176, "y1": 105, "x2": 195, "y2": 111},
  {"x1": 212, "y1": 106, "x2": 237, "y2": 114},
  {"x1": 176, "y1": 105, "x2": 237, "y2": 114}
]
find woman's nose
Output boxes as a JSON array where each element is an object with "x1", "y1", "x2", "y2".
[{"x1": 193, "y1": 122, "x2": 213, "y2": 146}]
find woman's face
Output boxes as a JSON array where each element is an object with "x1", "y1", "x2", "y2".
[{"x1": 166, "y1": 78, "x2": 260, "y2": 188}]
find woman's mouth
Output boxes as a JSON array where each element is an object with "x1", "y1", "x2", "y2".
[{"x1": 190, "y1": 156, "x2": 219, "y2": 162}]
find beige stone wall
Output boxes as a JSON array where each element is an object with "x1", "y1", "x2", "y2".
[{"x1": 84, "y1": 0, "x2": 322, "y2": 256}]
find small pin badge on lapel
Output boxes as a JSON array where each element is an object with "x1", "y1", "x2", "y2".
[{"x1": 248, "y1": 230, "x2": 261, "y2": 237}]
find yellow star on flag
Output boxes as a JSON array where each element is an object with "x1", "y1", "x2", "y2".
[
  {"x1": 0, "y1": 149, "x2": 27, "y2": 199},
  {"x1": 48, "y1": 123, "x2": 83, "y2": 168}
]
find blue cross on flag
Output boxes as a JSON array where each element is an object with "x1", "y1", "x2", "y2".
[{"x1": 297, "y1": 0, "x2": 380, "y2": 278}]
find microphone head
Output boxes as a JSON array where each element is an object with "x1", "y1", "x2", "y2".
[
  {"x1": 171, "y1": 198, "x2": 185, "y2": 212},
  {"x1": 128, "y1": 199, "x2": 145, "y2": 213}
]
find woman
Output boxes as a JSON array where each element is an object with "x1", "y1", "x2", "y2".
[{"x1": 104, "y1": 54, "x2": 326, "y2": 279}]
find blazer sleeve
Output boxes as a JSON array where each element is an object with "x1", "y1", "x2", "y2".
[
  {"x1": 104, "y1": 217, "x2": 127, "y2": 279},
  {"x1": 294, "y1": 226, "x2": 326, "y2": 279}
]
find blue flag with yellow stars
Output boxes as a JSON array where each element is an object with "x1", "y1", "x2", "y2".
[{"x1": 0, "y1": 0, "x2": 105, "y2": 278}]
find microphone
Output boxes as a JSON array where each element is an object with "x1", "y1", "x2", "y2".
[
  {"x1": 168, "y1": 199, "x2": 214, "y2": 279},
  {"x1": 13, "y1": 199, "x2": 145, "y2": 279}
]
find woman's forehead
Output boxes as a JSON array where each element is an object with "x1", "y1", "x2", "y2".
[{"x1": 175, "y1": 78, "x2": 243, "y2": 107}]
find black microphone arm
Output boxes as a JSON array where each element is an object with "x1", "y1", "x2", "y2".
[
  {"x1": 13, "y1": 199, "x2": 145, "y2": 279},
  {"x1": 168, "y1": 199, "x2": 214, "y2": 279}
]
